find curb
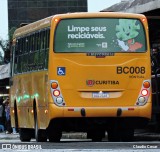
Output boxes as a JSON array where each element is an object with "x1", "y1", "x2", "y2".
[{"x1": 0, "y1": 132, "x2": 87, "y2": 140}]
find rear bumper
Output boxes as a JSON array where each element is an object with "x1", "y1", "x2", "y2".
[
  {"x1": 47, "y1": 103, "x2": 151, "y2": 130},
  {"x1": 49, "y1": 102, "x2": 151, "y2": 119}
]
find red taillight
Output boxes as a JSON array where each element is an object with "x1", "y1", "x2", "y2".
[
  {"x1": 143, "y1": 81, "x2": 150, "y2": 88},
  {"x1": 50, "y1": 80, "x2": 65, "y2": 106},
  {"x1": 136, "y1": 80, "x2": 150, "y2": 106},
  {"x1": 53, "y1": 90, "x2": 60, "y2": 97},
  {"x1": 141, "y1": 89, "x2": 148, "y2": 96},
  {"x1": 51, "y1": 82, "x2": 58, "y2": 89}
]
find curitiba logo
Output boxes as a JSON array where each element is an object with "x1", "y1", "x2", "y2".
[{"x1": 86, "y1": 80, "x2": 119, "y2": 86}]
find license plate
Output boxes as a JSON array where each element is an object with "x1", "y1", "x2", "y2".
[{"x1": 92, "y1": 92, "x2": 109, "y2": 98}]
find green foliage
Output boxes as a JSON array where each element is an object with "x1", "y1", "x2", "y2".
[
  {"x1": 0, "y1": 27, "x2": 16, "y2": 64},
  {"x1": 0, "y1": 39, "x2": 5, "y2": 64},
  {"x1": 0, "y1": 52, "x2": 3, "y2": 64}
]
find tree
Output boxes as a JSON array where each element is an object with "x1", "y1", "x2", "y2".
[
  {"x1": 8, "y1": 27, "x2": 16, "y2": 42},
  {"x1": 0, "y1": 27, "x2": 16, "y2": 65},
  {"x1": 0, "y1": 38, "x2": 9, "y2": 64},
  {"x1": 0, "y1": 51, "x2": 3, "y2": 64},
  {"x1": 0, "y1": 39, "x2": 5, "y2": 64}
]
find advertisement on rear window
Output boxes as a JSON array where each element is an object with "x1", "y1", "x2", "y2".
[{"x1": 54, "y1": 18, "x2": 146, "y2": 53}]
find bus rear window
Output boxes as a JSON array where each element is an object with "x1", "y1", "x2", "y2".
[{"x1": 54, "y1": 18, "x2": 146, "y2": 53}]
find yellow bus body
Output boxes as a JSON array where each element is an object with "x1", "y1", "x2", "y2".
[{"x1": 10, "y1": 12, "x2": 151, "y2": 142}]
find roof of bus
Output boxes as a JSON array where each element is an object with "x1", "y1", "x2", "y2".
[
  {"x1": 13, "y1": 12, "x2": 146, "y2": 38},
  {"x1": 13, "y1": 15, "x2": 53, "y2": 38}
]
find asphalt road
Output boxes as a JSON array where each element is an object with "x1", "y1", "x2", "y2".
[{"x1": 0, "y1": 131, "x2": 160, "y2": 151}]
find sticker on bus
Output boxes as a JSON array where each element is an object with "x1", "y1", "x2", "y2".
[
  {"x1": 54, "y1": 18, "x2": 146, "y2": 53},
  {"x1": 57, "y1": 67, "x2": 66, "y2": 76}
]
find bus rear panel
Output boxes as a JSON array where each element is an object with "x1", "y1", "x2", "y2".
[{"x1": 47, "y1": 13, "x2": 151, "y2": 141}]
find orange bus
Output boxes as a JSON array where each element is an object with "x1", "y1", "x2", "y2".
[{"x1": 10, "y1": 12, "x2": 151, "y2": 142}]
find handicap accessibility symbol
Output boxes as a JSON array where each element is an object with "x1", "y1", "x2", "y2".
[{"x1": 57, "y1": 67, "x2": 66, "y2": 76}]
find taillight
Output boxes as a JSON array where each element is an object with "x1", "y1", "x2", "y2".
[
  {"x1": 138, "y1": 96, "x2": 145, "y2": 104},
  {"x1": 136, "y1": 80, "x2": 151, "y2": 106},
  {"x1": 143, "y1": 81, "x2": 150, "y2": 88},
  {"x1": 141, "y1": 89, "x2": 148, "y2": 96},
  {"x1": 51, "y1": 82, "x2": 58, "y2": 89},
  {"x1": 53, "y1": 90, "x2": 60, "y2": 97},
  {"x1": 50, "y1": 80, "x2": 65, "y2": 106},
  {"x1": 56, "y1": 97, "x2": 63, "y2": 104}
]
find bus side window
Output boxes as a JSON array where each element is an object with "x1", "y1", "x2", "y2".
[
  {"x1": 14, "y1": 57, "x2": 18, "y2": 74},
  {"x1": 22, "y1": 36, "x2": 29, "y2": 73},
  {"x1": 14, "y1": 39, "x2": 18, "y2": 74},
  {"x1": 45, "y1": 28, "x2": 50, "y2": 69},
  {"x1": 30, "y1": 34, "x2": 35, "y2": 71},
  {"x1": 34, "y1": 32, "x2": 39, "y2": 71},
  {"x1": 16, "y1": 38, "x2": 22, "y2": 73},
  {"x1": 36, "y1": 32, "x2": 40, "y2": 51},
  {"x1": 39, "y1": 30, "x2": 45, "y2": 70},
  {"x1": 19, "y1": 37, "x2": 26, "y2": 73},
  {"x1": 13, "y1": 28, "x2": 50, "y2": 73}
]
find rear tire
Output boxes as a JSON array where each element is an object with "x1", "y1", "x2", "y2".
[
  {"x1": 47, "y1": 120, "x2": 62, "y2": 142},
  {"x1": 34, "y1": 107, "x2": 47, "y2": 142},
  {"x1": 107, "y1": 128, "x2": 134, "y2": 142},
  {"x1": 19, "y1": 128, "x2": 32, "y2": 142},
  {"x1": 120, "y1": 128, "x2": 134, "y2": 142},
  {"x1": 48, "y1": 128, "x2": 62, "y2": 142},
  {"x1": 107, "y1": 128, "x2": 121, "y2": 142},
  {"x1": 87, "y1": 130, "x2": 105, "y2": 142},
  {"x1": 14, "y1": 102, "x2": 19, "y2": 133}
]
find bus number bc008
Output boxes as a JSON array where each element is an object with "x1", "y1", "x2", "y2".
[{"x1": 117, "y1": 66, "x2": 145, "y2": 74}]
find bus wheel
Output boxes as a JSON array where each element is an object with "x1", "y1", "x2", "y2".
[
  {"x1": 107, "y1": 128, "x2": 121, "y2": 142},
  {"x1": 47, "y1": 125, "x2": 62, "y2": 142},
  {"x1": 34, "y1": 108, "x2": 47, "y2": 142},
  {"x1": 19, "y1": 128, "x2": 32, "y2": 142},
  {"x1": 48, "y1": 129, "x2": 62, "y2": 142},
  {"x1": 87, "y1": 130, "x2": 104, "y2": 142},
  {"x1": 120, "y1": 128, "x2": 134, "y2": 142},
  {"x1": 14, "y1": 102, "x2": 19, "y2": 132}
]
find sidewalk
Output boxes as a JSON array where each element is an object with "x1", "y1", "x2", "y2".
[{"x1": 0, "y1": 132, "x2": 19, "y2": 140}]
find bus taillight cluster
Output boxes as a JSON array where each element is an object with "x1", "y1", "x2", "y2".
[
  {"x1": 136, "y1": 80, "x2": 151, "y2": 106},
  {"x1": 50, "y1": 81, "x2": 65, "y2": 106}
]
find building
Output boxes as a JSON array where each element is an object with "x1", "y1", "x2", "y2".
[
  {"x1": 8, "y1": 0, "x2": 87, "y2": 29},
  {"x1": 101, "y1": 0, "x2": 160, "y2": 49},
  {"x1": 0, "y1": 0, "x2": 87, "y2": 95},
  {"x1": 101, "y1": 0, "x2": 160, "y2": 15}
]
